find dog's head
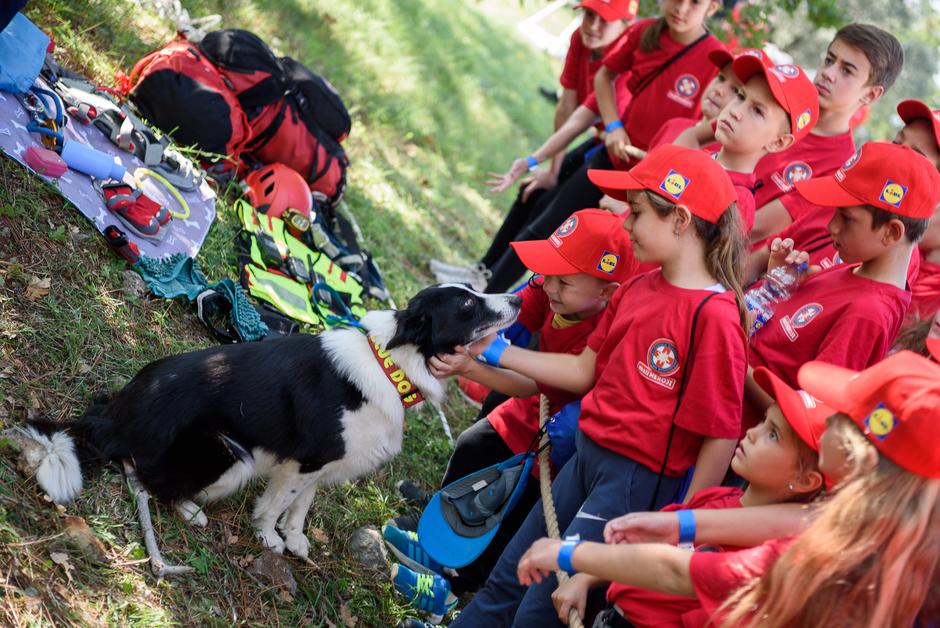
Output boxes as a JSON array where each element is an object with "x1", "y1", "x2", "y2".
[{"x1": 386, "y1": 284, "x2": 522, "y2": 359}]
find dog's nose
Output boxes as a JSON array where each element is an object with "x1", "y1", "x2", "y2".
[{"x1": 508, "y1": 294, "x2": 523, "y2": 308}]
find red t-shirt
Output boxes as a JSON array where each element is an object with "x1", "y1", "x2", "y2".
[
  {"x1": 690, "y1": 536, "x2": 797, "y2": 625},
  {"x1": 647, "y1": 116, "x2": 698, "y2": 150},
  {"x1": 746, "y1": 266, "x2": 910, "y2": 427},
  {"x1": 752, "y1": 131, "x2": 856, "y2": 209},
  {"x1": 581, "y1": 271, "x2": 746, "y2": 475},
  {"x1": 561, "y1": 29, "x2": 633, "y2": 130},
  {"x1": 911, "y1": 249, "x2": 940, "y2": 318},
  {"x1": 608, "y1": 487, "x2": 744, "y2": 627},
  {"x1": 487, "y1": 285, "x2": 604, "y2": 455},
  {"x1": 773, "y1": 201, "x2": 921, "y2": 284},
  {"x1": 602, "y1": 19, "x2": 725, "y2": 159}
]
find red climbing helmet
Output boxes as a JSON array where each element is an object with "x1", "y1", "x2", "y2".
[{"x1": 243, "y1": 163, "x2": 313, "y2": 219}]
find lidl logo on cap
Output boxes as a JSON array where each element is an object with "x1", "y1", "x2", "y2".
[
  {"x1": 796, "y1": 109, "x2": 812, "y2": 131},
  {"x1": 879, "y1": 180, "x2": 907, "y2": 208},
  {"x1": 865, "y1": 403, "x2": 897, "y2": 440},
  {"x1": 597, "y1": 251, "x2": 619, "y2": 275},
  {"x1": 659, "y1": 170, "x2": 689, "y2": 199}
]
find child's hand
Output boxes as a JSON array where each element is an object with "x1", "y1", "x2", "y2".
[
  {"x1": 487, "y1": 158, "x2": 531, "y2": 193},
  {"x1": 766, "y1": 238, "x2": 820, "y2": 278},
  {"x1": 520, "y1": 168, "x2": 558, "y2": 202},
  {"x1": 428, "y1": 346, "x2": 475, "y2": 378},
  {"x1": 551, "y1": 573, "x2": 591, "y2": 623},
  {"x1": 604, "y1": 127, "x2": 633, "y2": 162},
  {"x1": 467, "y1": 332, "x2": 498, "y2": 359},
  {"x1": 604, "y1": 512, "x2": 679, "y2": 545},
  {"x1": 517, "y1": 537, "x2": 562, "y2": 586},
  {"x1": 599, "y1": 194, "x2": 629, "y2": 215}
]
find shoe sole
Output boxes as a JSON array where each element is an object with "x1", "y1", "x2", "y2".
[{"x1": 385, "y1": 538, "x2": 444, "y2": 577}]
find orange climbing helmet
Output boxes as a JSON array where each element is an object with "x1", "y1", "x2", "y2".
[{"x1": 243, "y1": 163, "x2": 312, "y2": 220}]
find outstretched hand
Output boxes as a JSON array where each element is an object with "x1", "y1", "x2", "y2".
[
  {"x1": 517, "y1": 537, "x2": 563, "y2": 586},
  {"x1": 429, "y1": 346, "x2": 475, "y2": 378},
  {"x1": 487, "y1": 158, "x2": 532, "y2": 194},
  {"x1": 604, "y1": 511, "x2": 679, "y2": 545}
]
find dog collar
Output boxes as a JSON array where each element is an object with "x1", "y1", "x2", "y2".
[{"x1": 367, "y1": 335, "x2": 424, "y2": 408}]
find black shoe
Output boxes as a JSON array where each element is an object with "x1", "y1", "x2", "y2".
[
  {"x1": 538, "y1": 85, "x2": 560, "y2": 104},
  {"x1": 387, "y1": 513, "x2": 420, "y2": 532},
  {"x1": 397, "y1": 479, "x2": 431, "y2": 508}
]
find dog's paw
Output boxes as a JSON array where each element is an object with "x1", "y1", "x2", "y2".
[
  {"x1": 284, "y1": 533, "x2": 310, "y2": 559},
  {"x1": 257, "y1": 529, "x2": 286, "y2": 554},
  {"x1": 175, "y1": 500, "x2": 209, "y2": 527}
]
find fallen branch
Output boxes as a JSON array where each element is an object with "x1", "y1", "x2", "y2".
[{"x1": 122, "y1": 461, "x2": 194, "y2": 578}]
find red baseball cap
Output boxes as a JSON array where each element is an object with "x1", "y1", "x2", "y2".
[
  {"x1": 927, "y1": 337, "x2": 940, "y2": 362},
  {"x1": 798, "y1": 351, "x2": 940, "y2": 479},
  {"x1": 511, "y1": 208, "x2": 635, "y2": 282},
  {"x1": 754, "y1": 367, "x2": 832, "y2": 452},
  {"x1": 794, "y1": 142, "x2": 940, "y2": 219},
  {"x1": 897, "y1": 99, "x2": 940, "y2": 150},
  {"x1": 732, "y1": 58, "x2": 819, "y2": 142},
  {"x1": 577, "y1": 0, "x2": 638, "y2": 22},
  {"x1": 587, "y1": 144, "x2": 736, "y2": 223},
  {"x1": 709, "y1": 47, "x2": 769, "y2": 70}
]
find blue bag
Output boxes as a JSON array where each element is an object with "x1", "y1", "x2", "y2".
[{"x1": 0, "y1": 13, "x2": 49, "y2": 93}]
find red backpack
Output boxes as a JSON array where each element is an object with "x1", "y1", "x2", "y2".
[
  {"x1": 122, "y1": 37, "x2": 252, "y2": 176},
  {"x1": 199, "y1": 29, "x2": 350, "y2": 206}
]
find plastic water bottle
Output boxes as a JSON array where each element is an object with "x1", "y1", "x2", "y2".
[{"x1": 745, "y1": 262, "x2": 808, "y2": 336}]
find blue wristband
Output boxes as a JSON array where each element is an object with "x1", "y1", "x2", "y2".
[
  {"x1": 557, "y1": 539, "x2": 581, "y2": 575},
  {"x1": 525, "y1": 155, "x2": 539, "y2": 171},
  {"x1": 478, "y1": 335, "x2": 510, "y2": 367},
  {"x1": 677, "y1": 509, "x2": 696, "y2": 546},
  {"x1": 604, "y1": 119, "x2": 624, "y2": 133}
]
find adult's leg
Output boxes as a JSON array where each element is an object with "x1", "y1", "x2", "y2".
[
  {"x1": 450, "y1": 437, "x2": 589, "y2": 627},
  {"x1": 485, "y1": 149, "x2": 614, "y2": 293},
  {"x1": 480, "y1": 138, "x2": 598, "y2": 269},
  {"x1": 510, "y1": 433, "x2": 684, "y2": 627}
]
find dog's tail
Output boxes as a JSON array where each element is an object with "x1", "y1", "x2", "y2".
[{"x1": 19, "y1": 403, "x2": 116, "y2": 504}]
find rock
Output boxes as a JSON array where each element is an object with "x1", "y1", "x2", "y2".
[
  {"x1": 62, "y1": 515, "x2": 109, "y2": 565},
  {"x1": 248, "y1": 550, "x2": 297, "y2": 594},
  {"x1": 348, "y1": 525, "x2": 389, "y2": 572},
  {"x1": 122, "y1": 270, "x2": 147, "y2": 298}
]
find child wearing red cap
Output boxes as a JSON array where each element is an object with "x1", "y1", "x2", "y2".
[
  {"x1": 429, "y1": 0, "x2": 636, "y2": 290},
  {"x1": 451, "y1": 145, "x2": 747, "y2": 626},
  {"x1": 385, "y1": 209, "x2": 635, "y2": 616},
  {"x1": 748, "y1": 24, "x2": 903, "y2": 245},
  {"x1": 516, "y1": 350, "x2": 940, "y2": 627},
  {"x1": 549, "y1": 367, "x2": 827, "y2": 628},
  {"x1": 743, "y1": 142, "x2": 940, "y2": 428}
]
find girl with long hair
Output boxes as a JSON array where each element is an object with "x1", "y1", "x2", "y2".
[
  {"x1": 516, "y1": 350, "x2": 940, "y2": 628},
  {"x1": 450, "y1": 145, "x2": 748, "y2": 626}
]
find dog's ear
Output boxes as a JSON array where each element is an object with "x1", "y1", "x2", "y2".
[{"x1": 387, "y1": 292, "x2": 433, "y2": 352}]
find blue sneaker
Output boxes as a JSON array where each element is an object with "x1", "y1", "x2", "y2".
[
  {"x1": 391, "y1": 563, "x2": 457, "y2": 624},
  {"x1": 382, "y1": 524, "x2": 454, "y2": 576}
]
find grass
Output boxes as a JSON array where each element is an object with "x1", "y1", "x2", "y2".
[{"x1": 0, "y1": 0, "x2": 559, "y2": 624}]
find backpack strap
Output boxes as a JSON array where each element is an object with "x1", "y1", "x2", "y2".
[{"x1": 646, "y1": 291, "x2": 720, "y2": 510}]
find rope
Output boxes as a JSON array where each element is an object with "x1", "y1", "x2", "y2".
[{"x1": 537, "y1": 394, "x2": 584, "y2": 628}]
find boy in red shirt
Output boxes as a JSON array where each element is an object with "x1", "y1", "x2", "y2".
[
  {"x1": 743, "y1": 142, "x2": 940, "y2": 427},
  {"x1": 748, "y1": 24, "x2": 904, "y2": 245},
  {"x1": 893, "y1": 100, "x2": 940, "y2": 317},
  {"x1": 386, "y1": 210, "x2": 635, "y2": 618},
  {"x1": 547, "y1": 367, "x2": 827, "y2": 627}
]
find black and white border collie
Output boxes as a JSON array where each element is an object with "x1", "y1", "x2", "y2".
[{"x1": 20, "y1": 284, "x2": 521, "y2": 558}]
